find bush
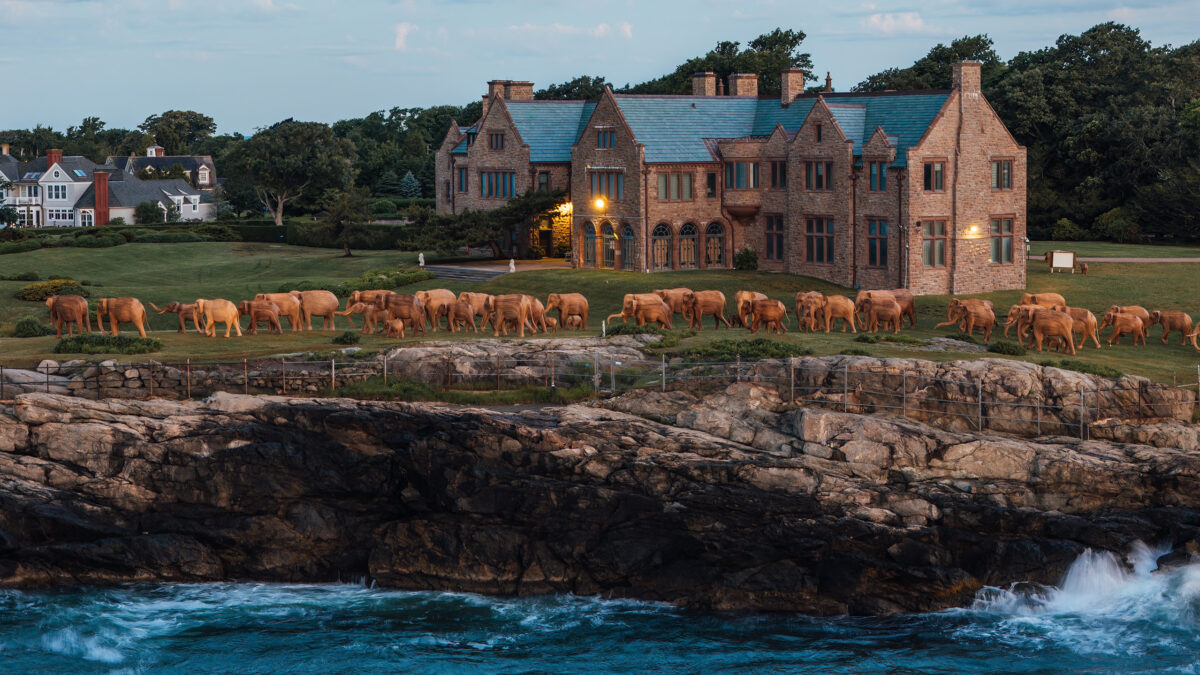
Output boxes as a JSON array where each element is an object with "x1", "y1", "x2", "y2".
[
  {"x1": 115, "y1": 228, "x2": 153, "y2": 242},
  {"x1": 1093, "y1": 207, "x2": 1145, "y2": 244},
  {"x1": 733, "y1": 247, "x2": 758, "y2": 271},
  {"x1": 54, "y1": 334, "x2": 162, "y2": 355},
  {"x1": 987, "y1": 339, "x2": 1027, "y2": 356},
  {"x1": 134, "y1": 201, "x2": 165, "y2": 224},
  {"x1": 194, "y1": 224, "x2": 242, "y2": 242},
  {"x1": 947, "y1": 332, "x2": 980, "y2": 344},
  {"x1": 0, "y1": 238, "x2": 42, "y2": 255},
  {"x1": 332, "y1": 331, "x2": 361, "y2": 345},
  {"x1": 854, "y1": 333, "x2": 926, "y2": 346},
  {"x1": 72, "y1": 233, "x2": 126, "y2": 248},
  {"x1": 131, "y1": 232, "x2": 210, "y2": 243},
  {"x1": 231, "y1": 223, "x2": 285, "y2": 243},
  {"x1": 839, "y1": 347, "x2": 871, "y2": 356},
  {"x1": 680, "y1": 338, "x2": 812, "y2": 361},
  {"x1": 523, "y1": 244, "x2": 545, "y2": 260},
  {"x1": 12, "y1": 316, "x2": 54, "y2": 338},
  {"x1": 107, "y1": 217, "x2": 126, "y2": 226},
  {"x1": 11, "y1": 271, "x2": 39, "y2": 281},
  {"x1": 372, "y1": 199, "x2": 397, "y2": 215},
  {"x1": 1039, "y1": 359, "x2": 1122, "y2": 380},
  {"x1": 606, "y1": 323, "x2": 666, "y2": 337},
  {"x1": 1050, "y1": 218, "x2": 1088, "y2": 241},
  {"x1": 14, "y1": 279, "x2": 88, "y2": 301},
  {"x1": 275, "y1": 268, "x2": 435, "y2": 296}
]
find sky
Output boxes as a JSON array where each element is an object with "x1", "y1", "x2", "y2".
[{"x1": 2, "y1": 0, "x2": 1197, "y2": 135}]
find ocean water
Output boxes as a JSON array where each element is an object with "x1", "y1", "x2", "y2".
[{"x1": 2, "y1": 544, "x2": 1198, "y2": 674}]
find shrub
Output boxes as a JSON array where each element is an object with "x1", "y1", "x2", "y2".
[
  {"x1": 733, "y1": 247, "x2": 758, "y2": 271},
  {"x1": 194, "y1": 224, "x2": 242, "y2": 242},
  {"x1": 854, "y1": 333, "x2": 926, "y2": 346},
  {"x1": 131, "y1": 232, "x2": 210, "y2": 243},
  {"x1": 107, "y1": 217, "x2": 127, "y2": 226},
  {"x1": 54, "y1": 334, "x2": 162, "y2": 355},
  {"x1": 680, "y1": 338, "x2": 812, "y2": 361},
  {"x1": 275, "y1": 268, "x2": 435, "y2": 296},
  {"x1": 947, "y1": 332, "x2": 980, "y2": 345},
  {"x1": 524, "y1": 244, "x2": 545, "y2": 260},
  {"x1": 0, "y1": 238, "x2": 42, "y2": 255},
  {"x1": 1093, "y1": 207, "x2": 1145, "y2": 244},
  {"x1": 1039, "y1": 359, "x2": 1122, "y2": 380},
  {"x1": 11, "y1": 271, "x2": 39, "y2": 281},
  {"x1": 12, "y1": 316, "x2": 54, "y2": 338},
  {"x1": 372, "y1": 199, "x2": 397, "y2": 215},
  {"x1": 72, "y1": 233, "x2": 126, "y2": 248},
  {"x1": 332, "y1": 331, "x2": 361, "y2": 345},
  {"x1": 14, "y1": 279, "x2": 88, "y2": 301},
  {"x1": 116, "y1": 228, "x2": 153, "y2": 242},
  {"x1": 987, "y1": 339, "x2": 1027, "y2": 356},
  {"x1": 839, "y1": 347, "x2": 871, "y2": 356},
  {"x1": 134, "y1": 201, "x2": 165, "y2": 224},
  {"x1": 1050, "y1": 218, "x2": 1088, "y2": 241}
]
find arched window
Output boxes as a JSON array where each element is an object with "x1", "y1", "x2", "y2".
[
  {"x1": 621, "y1": 224, "x2": 636, "y2": 270},
  {"x1": 679, "y1": 223, "x2": 698, "y2": 269},
  {"x1": 601, "y1": 222, "x2": 616, "y2": 268},
  {"x1": 705, "y1": 222, "x2": 725, "y2": 267},
  {"x1": 582, "y1": 222, "x2": 596, "y2": 267},
  {"x1": 651, "y1": 224, "x2": 672, "y2": 270}
]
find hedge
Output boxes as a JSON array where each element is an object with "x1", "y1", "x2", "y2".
[
  {"x1": 12, "y1": 316, "x2": 54, "y2": 338},
  {"x1": 54, "y1": 334, "x2": 162, "y2": 355},
  {"x1": 72, "y1": 233, "x2": 126, "y2": 248},
  {"x1": 0, "y1": 238, "x2": 43, "y2": 255},
  {"x1": 131, "y1": 232, "x2": 211, "y2": 243},
  {"x1": 14, "y1": 279, "x2": 89, "y2": 301},
  {"x1": 285, "y1": 221, "x2": 417, "y2": 250}
]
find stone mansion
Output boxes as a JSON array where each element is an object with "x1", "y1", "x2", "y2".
[{"x1": 435, "y1": 61, "x2": 1026, "y2": 295}]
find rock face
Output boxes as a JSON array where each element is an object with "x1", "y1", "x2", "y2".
[{"x1": 1, "y1": 387, "x2": 1199, "y2": 615}]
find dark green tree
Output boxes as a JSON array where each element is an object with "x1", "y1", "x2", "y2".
[
  {"x1": 320, "y1": 184, "x2": 373, "y2": 257},
  {"x1": 134, "y1": 201, "x2": 164, "y2": 224},
  {"x1": 139, "y1": 110, "x2": 217, "y2": 155},
  {"x1": 535, "y1": 76, "x2": 612, "y2": 100},
  {"x1": 853, "y1": 35, "x2": 1004, "y2": 91},
  {"x1": 0, "y1": 178, "x2": 18, "y2": 226},
  {"x1": 398, "y1": 171, "x2": 421, "y2": 199},
  {"x1": 374, "y1": 170, "x2": 403, "y2": 196},
  {"x1": 622, "y1": 29, "x2": 814, "y2": 96}
]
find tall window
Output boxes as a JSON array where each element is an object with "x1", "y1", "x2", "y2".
[
  {"x1": 537, "y1": 172, "x2": 550, "y2": 192},
  {"x1": 601, "y1": 223, "x2": 616, "y2": 268},
  {"x1": 656, "y1": 172, "x2": 692, "y2": 201},
  {"x1": 705, "y1": 222, "x2": 725, "y2": 266},
  {"x1": 597, "y1": 130, "x2": 615, "y2": 148},
  {"x1": 923, "y1": 161, "x2": 945, "y2": 191},
  {"x1": 868, "y1": 162, "x2": 887, "y2": 191},
  {"x1": 990, "y1": 217, "x2": 1013, "y2": 263},
  {"x1": 589, "y1": 171, "x2": 624, "y2": 201},
  {"x1": 198, "y1": 167, "x2": 210, "y2": 184},
  {"x1": 765, "y1": 215, "x2": 784, "y2": 261},
  {"x1": 465, "y1": 132, "x2": 476, "y2": 146},
  {"x1": 621, "y1": 225, "x2": 636, "y2": 270},
  {"x1": 583, "y1": 223, "x2": 596, "y2": 267},
  {"x1": 679, "y1": 223, "x2": 698, "y2": 269},
  {"x1": 769, "y1": 161, "x2": 787, "y2": 189},
  {"x1": 651, "y1": 224, "x2": 672, "y2": 270},
  {"x1": 79, "y1": 210, "x2": 93, "y2": 227},
  {"x1": 723, "y1": 161, "x2": 759, "y2": 189},
  {"x1": 805, "y1": 218, "x2": 834, "y2": 264},
  {"x1": 488, "y1": 133, "x2": 505, "y2": 150},
  {"x1": 480, "y1": 171, "x2": 516, "y2": 198},
  {"x1": 991, "y1": 160, "x2": 1012, "y2": 190},
  {"x1": 47, "y1": 184, "x2": 68, "y2": 200},
  {"x1": 457, "y1": 168, "x2": 468, "y2": 192},
  {"x1": 867, "y1": 220, "x2": 888, "y2": 268},
  {"x1": 815, "y1": 123, "x2": 823, "y2": 142},
  {"x1": 921, "y1": 220, "x2": 947, "y2": 267},
  {"x1": 805, "y1": 161, "x2": 834, "y2": 191},
  {"x1": 706, "y1": 172, "x2": 717, "y2": 197}
]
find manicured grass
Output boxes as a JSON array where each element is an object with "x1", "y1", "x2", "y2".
[{"x1": 1029, "y1": 240, "x2": 1200, "y2": 259}]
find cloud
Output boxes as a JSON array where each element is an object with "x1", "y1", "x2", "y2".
[
  {"x1": 618, "y1": 21, "x2": 633, "y2": 40},
  {"x1": 861, "y1": 11, "x2": 930, "y2": 35},
  {"x1": 505, "y1": 22, "x2": 618, "y2": 39},
  {"x1": 394, "y1": 22, "x2": 416, "y2": 50},
  {"x1": 1107, "y1": 6, "x2": 1137, "y2": 21}
]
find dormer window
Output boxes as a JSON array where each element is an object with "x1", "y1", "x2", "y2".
[
  {"x1": 466, "y1": 132, "x2": 476, "y2": 146},
  {"x1": 488, "y1": 133, "x2": 505, "y2": 150},
  {"x1": 198, "y1": 168, "x2": 210, "y2": 184},
  {"x1": 597, "y1": 130, "x2": 615, "y2": 148}
]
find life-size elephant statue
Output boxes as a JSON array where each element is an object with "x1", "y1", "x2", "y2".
[
  {"x1": 458, "y1": 292, "x2": 495, "y2": 325},
  {"x1": 383, "y1": 318, "x2": 406, "y2": 338},
  {"x1": 1148, "y1": 310, "x2": 1194, "y2": 346},
  {"x1": 96, "y1": 297, "x2": 149, "y2": 338},
  {"x1": 486, "y1": 294, "x2": 532, "y2": 337},
  {"x1": 290, "y1": 290, "x2": 340, "y2": 331},
  {"x1": 809, "y1": 294, "x2": 857, "y2": 334},
  {"x1": 749, "y1": 299, "x2": 789, "y2": 334},
  {"x1": 653, "y1": 288, "x2": 695, "y2": 323},
  {"x1": 375, "y1": 293, "x2": 426, "y2": 335},
  {"x1": 855, "y1": 289, "x2": 916, "y2": 328},
  {"x1": 686, "y1": 290, "x2": 731, "y2": 330},
  {"x1": 237, "y1": 300, "x2": 283, "y2": 335},
  {"x1": 1020, "y1": 292, "x2": 1068, "y2": 309},
  {"x1": 347, "y1": 289, "x2": 391, "y2": 308},
  {"x1": 735, "y1": 291, "x2": 768, "y2": 328},
  {"x1": 254, "y1": 293, "x2": 303, "y2": 331},
  {"x1": 1042, "y1": 306, "x2": 1101, "y2": 350},
  {"x1": 1100, "y1": 310, "x2": 1146, "y2": 347},
  {"x1": 446, "y1": 300, "x2": 478, "y2": 333},
  {"x1": 865, "y1": 297, "x2": 903, "y2": 334},
  {"x1": 934, "y1": 299, "x2": 994, "y2": 341},
  {"x1": 416, "y1": 289, "x2": 458, "y2": 332},
  {"x1": 45, "y1": 294, "x2": 91, "y2": 338},
  {"x1": 794, "y1": 291, "x2": 823, "y2": 331},
  {"x1": 544, "y1": 293, "x2": 589, "y2": 330},
  {"x1": 523, "y1": 296, "x2": 549, "y2": 334},
  {"x1": 1031, "y1": 308, "x2": 1077, "y2": 353},
  {"x1": 606, "y1": 293, "x2": 673, "y2": 329},
  {"x1": 1105, "y1": 305, "x2": 1150, "y2": 328},
  {"x1": 336, "y1": 302, "x2": 390, "y2": 334},
  {"x1": 195, "y1": 298, "x2": 242, "y2": 338},
  {"x1": 149, "y1": 301, "x2": 207, "y2": 334}
]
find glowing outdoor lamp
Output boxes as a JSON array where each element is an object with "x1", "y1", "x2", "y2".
[{"x1": 594, "y1": 197, "x2": 606, "y2": 211}]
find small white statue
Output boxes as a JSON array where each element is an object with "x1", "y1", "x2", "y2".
[
  {"x1": 418, "y1": 253, "x2": 425, "y2": 267},
  {"x1": 509, "y1": 258, "x2": 516, "y2": 273}
]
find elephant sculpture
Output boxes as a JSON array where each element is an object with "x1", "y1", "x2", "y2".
[
  {"x1": 1147, "y1": 310, "x2": 1194, "y2": 345},
  {"x1": 523, "y1": 296, "x2": 549, "y2": 334},
  {"x1": 1030, "y1": 308, "x2": 1077, "y2": 353},
  {"x1": 1047, "y1": 306, "x2": 1102, "y2": 350},
  {"x1": 416, "y1": 289, "x2": 458, "y2": 332},
  {"x1": 375, "y1": 293, "x2": 426, "y2": 335},
  {"x1": 1100, "y1": 310, "x2": 1146, "y2": 346},
  {"x1": 1105, "y1": 305, "x2": 1150, "y2": 328},
  {"x1": 446, "y1": 300, "x2": 478, "y2": 333},
  {"x1": 336, "y1": 302, "x2": 390, "y2": 334},
  {"x1": 653, "y1": 288, "x2": 695, "y2": 323},
  {"x1": 544, "y1": 293, "x2": 589, "y2": 330},
  {"x1": 686, "y1": 290, "x2": 731, "y2": 330},
  {"x1": 565, "y1": 315, "x2": 584, "y2": 330},
  {"x1": 457, "y1": 292, "x2": 495, "y2": 325},
  {"x1": 237, "y1": 300, "x2": 283, "y2": 335},
  {"x1": 45, "y1": 294, "x2": 91, "y2": 338},
  {"x1": 195, "y1": 298, "x2": 242, "y2": 338},
  {"x1": 486, "y1": 294, "x2": 532, "y2": 337},
  {"x1": 96, "y1": 297, "x2": 149, "y2": 338},
  {"x1": 383, "y1": 318, "x2": 406, "y2": 338},
  {"x1": 749, "y1": 299, "x2": 788, "y2": 335},
  {"x1": 290, "y1": 290, "x2": 339, "y2": 331},
  {"x1": 1004, "y1": 304, "x2": 1042, "y2": 339},
  {"x1": 1020, "y1": 292, "x2": 1067, "y2": 309},
  {"x1": 934, "y1": 300, "x2": 994, "y2": 341},
  {"x1": 808, "y1": 294, "x2": 857, "y2": 333},
  {"x1": 149, "y1": 301, "x2": 207, "y2": 334},
  {"x1": 543, "y1": 316, "x2": 559, "y2": 333},
  {"x1": 254, "y1": 293, "x2": 303, "y2": 331},
  {"x1": 347, "y1": 289, "x2": 391, "y2": 308},
  {"x1": 865, "y1": 297, "x2": 903, "y2": 334},
  {"x1": 794, "y1": 291, "x2": 823, "y2": 331},
  {"x1": 735, "y1": 291, "x2": 768, "y2": 328},
  {"x1": 855, "y1": 289, "x2": 915, "y2": 328},
  {"x1": 606, "y1": 293, "x2": 672, "y2": 329}
]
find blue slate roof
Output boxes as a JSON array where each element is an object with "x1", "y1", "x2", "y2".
[{"x1": 505, "y1": 101, "x2": 596, "y2": 162}]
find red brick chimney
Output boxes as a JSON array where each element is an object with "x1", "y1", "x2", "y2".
[
  {"x1": 155, "y1": 146, "x2": 165, "y2": 157},
  {"x1": 93, "y1": 170, "x2": 110, "y2": 226},
  {"x1": 0, "y1": 143, "x2": 9, "y2": 156},
  {"x1": 46, "y1": 148, "x2": 62, "y2": 168}
]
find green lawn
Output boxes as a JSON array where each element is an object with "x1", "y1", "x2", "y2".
[
  {"x1": 1030, "y1": 240, "x2": 1200, "y2": 258},
  {"x1": 2, "y1": 242, "x2": 1200, "y2": 385}
]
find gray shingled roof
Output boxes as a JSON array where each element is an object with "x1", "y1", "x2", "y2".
[{"x1": 108, "y1": 155, "x2": 216, "y2": 176}]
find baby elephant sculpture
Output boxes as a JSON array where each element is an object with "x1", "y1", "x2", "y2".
[
  {"x1": 254, "y1": 293, "x2": 304, "y2": 331},
  {"x1": 237, "y1": 300, "x2": 283, "y2": 335},
  {"x1": 96, "y1": 297, "x2": 149, "y2": 338},
  {"x1": 544, "y1": 293, "x2": 589, "y2": 330},
  {"x1": 149, "y1": 301, "x2": 207, "y2": 334},
  {"x1": 45, "y1": 294, "x2": 91, "y2": 338},
  {"x1": 383, "y1": 318, "x2": 406, "y2": 338},
  {"x1": 565, "y1": 314, "x2": 584, "y2": 330}
]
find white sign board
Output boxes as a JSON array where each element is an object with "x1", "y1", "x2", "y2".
[{"x1": 1049, "y1": 250, "x2": 1076, "y2": 273}]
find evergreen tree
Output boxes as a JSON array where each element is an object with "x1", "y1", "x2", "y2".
[
  {"x1": 399, "y1": 171, "x2": 421, "y2": 199},
  {"x1": 374, "y1": 170, "x2": 403, "y2": 195}
]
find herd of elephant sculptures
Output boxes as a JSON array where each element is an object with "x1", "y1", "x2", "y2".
[{"x1": 36, "y1": 286, "x2": 1200, "y2": 354}]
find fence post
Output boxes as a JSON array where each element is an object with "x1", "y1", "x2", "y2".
[
  {"x1": 901, "y1": 371, "x2": 906, "y2": 417},
  {"x1": 281, "y1": 358, "x2": 286, "y2": 395},
  {"x1": 550, "y1": 354, "x2": 556, "y2": 388},
  {"x1": 1079, "y1": 386, "x2": 1086, "y2": 440},
  {"x1": 842, "y1": 363, "x2": 849, "y2": 412},
  {"x1": 383, "y1": 355, "x2": 388, "y2": 385},
  {"x1": 609, "y1": 354, "x2": 616, "y2": 393},
  {"x1": 736, "y1": 355, "x2": 741, "y2": 383},
  {"x1": 331, "y1": 358, "x2": 336, "y2": 392},
  {"x1": 661, "y1": 354, "x2": 666, "y2": 392},
  {"x1": 1, "y1": 365, "x2": 5, "y2": 400},
  {"x1": 1137, "y1": 382, "x2": 1142, "y2": 419},
  {"x1": 244, "y1": 359, "x2": 249, "y2": 395},
  {"x1": 45, "y1": 363, "x2": 50, "y2": 393},
  {"x1": 601, "y1": 319, "x2": 606, "y2": 338},
  {"x1": 789, "y1": 363, "x2": 795, "y2": 403},
  {"x1": 976, "y1": 378, "x2": 983, "y2": 431},
  {"x1": 592, "y1": 351, "x2": 600, "y2": 396},
  {"x1": 496, "y1": 354, "x2": 501, "y2": 391},
  {"x1": 149, "y1": 361, "x2": 154, "y2": 398},
  {"x1": 186, "y1": 358, "x2": 191, "y2": 399},
  {"x1": 1036, "y1": 398, "x2": 1042, "y2": 436}
]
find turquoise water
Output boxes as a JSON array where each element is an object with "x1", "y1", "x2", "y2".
[{"x1": 2, "y1": 545, "x2": 1198, "y2": 674}]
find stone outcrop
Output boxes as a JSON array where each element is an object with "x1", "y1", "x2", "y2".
[{"x1": 1, "y1": 385, "x2": 1199, "y2": 615}]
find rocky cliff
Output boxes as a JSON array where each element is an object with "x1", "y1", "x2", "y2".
[{"x1": 1, "y1": 385, "x2": 1198, "y2": 615}]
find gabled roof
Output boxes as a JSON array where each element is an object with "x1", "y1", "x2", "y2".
[
  {"x1": 108, "y1": 155, "x2": 216, "y2": 175},
  {"x1": 504, "y1": 100, "x2": 597, "y2": 162},
  {"x1": 75, "y1": 175, "x2": 199, "y2": 209}
]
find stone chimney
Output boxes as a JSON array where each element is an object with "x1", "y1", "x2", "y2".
[
  {"x1": 717, "y1": 78, "x2": 724, "y2": 96},
  {"x1": 728, "y1": 73, "x2": 758, "y2": 97},
  {"x1": 780, "y1": 69, "x2": 806, "y2": 106},
  {"x1": 505, "y1": 81, "x2": 534, "y2": 100},
  {"x1": 824, "y1": 72, "x2": 833, "y2": 93},
  {"x1": 46, "y1": 148, "x2": 62, "y2": 168},
  {"x1": 487, "y1": 80, "x2": 507, "y2": 100},
  {"x1": 692, "y1": 71, "x2": 717, "y2": 96},
  {"x1": 93, "y1": 170, "x2": 110, "y2": 227},
  {"x1": 953, "y1": 61, "x2": 982, "y2": 93},
  {"x1": 480, "y1": 94, "x2": 490, "y2": 120}
]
